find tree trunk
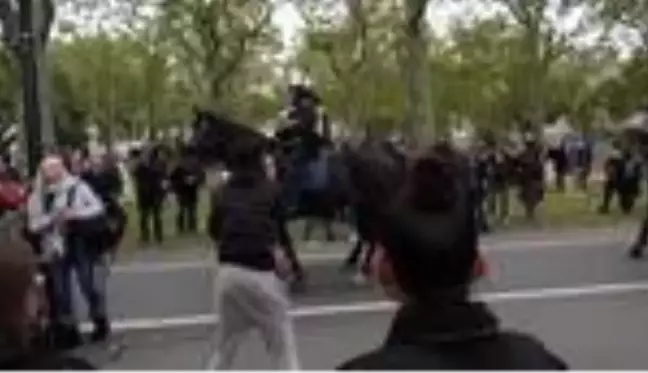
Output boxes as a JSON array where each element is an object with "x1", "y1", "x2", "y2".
[{"x1": 403, "y1": 0, "x2": 430, "y2": 145}]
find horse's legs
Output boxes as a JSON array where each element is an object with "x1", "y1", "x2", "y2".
[
  {"x1": 324, "y1": 218, "x2": 336, "y2": 242},
  {"x1": 343, "y1": 237, "x2": 363, "y2": 269},
  {"x1": 278, "y1": 217, "x2": 305, "y2": 284},
  {"x1": 302, "y1": 219, "x2": 313, "y2": 241},
  {"x1": 361, "y1": 241, "x2": 376, "y2": 276}
]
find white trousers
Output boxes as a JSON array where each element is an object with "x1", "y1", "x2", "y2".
[{"x1": 207, "y1": 264, "x2": 300, "y2": 370}]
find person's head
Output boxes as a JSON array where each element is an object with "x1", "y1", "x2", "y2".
[
  {"x1": 371, "y1": 144, "x2": 477, "y2": 303},
  {"x1": 39, "y1": 155, "x2": 68, "y2": 185},
  {"x1": 0, "y1": 237, "x2": 40, "y2": 346}
]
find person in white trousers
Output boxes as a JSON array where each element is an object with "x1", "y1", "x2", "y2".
[{"x1": 205, "y1": 139, "x2": 299, "y2": 370}]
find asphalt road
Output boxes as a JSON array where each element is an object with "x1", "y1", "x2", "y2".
[
  {"x1": 96, "y1": 228, "x2": 644, "y2": 319},
  {"x1": 87, "y1": 293, "x2": 648, "y2": 370},
  {"x1": 70, "y1": 228, "x2": 648, "y2": 369}
]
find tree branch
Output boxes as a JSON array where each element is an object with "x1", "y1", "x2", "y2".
[
  {"x1": 210, "y1": 4, "x2": 273, "y2": 99},
  {"x1": 0, "y1": 0, "x2": 20, "y2": 53},
  {"x1": 40, "y1": 0, "x2": 55, "y2": 46}
]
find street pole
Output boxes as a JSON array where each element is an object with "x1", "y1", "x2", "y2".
[{"x1": 18, "y1": 0, "x2": 54, "y2": 176}]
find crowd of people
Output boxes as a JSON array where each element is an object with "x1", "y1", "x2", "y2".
[
  {"x1": 1, "y1": 85, "x2": 646, "y2": 369},
  {"x1": 0, "y1": 141, "x2": 208, "y2": 363}
]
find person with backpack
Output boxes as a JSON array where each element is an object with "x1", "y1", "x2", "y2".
[
  {"x1": 81, "y1": 153, "x2": 127, "y2": 256},
  {"x1": 26, "y1": 155, "x2": 109, "y2": 349},
  {"x1": 338, "y1": 144, "x2": 566, "y2": 370}
]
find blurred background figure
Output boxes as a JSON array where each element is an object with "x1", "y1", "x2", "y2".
[
  {"x1": 133, "y1": 146, "x2": 169, "y2": 246},
  {"x1": 26, "y1": 155, "x2": 108, "y2": 349},
  {"x1": 0, "y1": 227, "x2": 93, "y2": 369},
  {"x1": 170, "y1": 146, "x2": 205, "y2": 235}
]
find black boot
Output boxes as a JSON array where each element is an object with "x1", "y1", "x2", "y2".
[
  {"x1": 53, "y1": 324, "x2": 82, "y2": 350},
  {"x1": 629, "y1": 244, "x2": 644, "y2": 260},
  {"x1": 91, "y1": 317, "x2": 111, "y2": 342}
]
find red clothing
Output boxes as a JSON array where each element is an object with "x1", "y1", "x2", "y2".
[{"x1": 0, "y1": 180, "x2": 28, "y2": 210}]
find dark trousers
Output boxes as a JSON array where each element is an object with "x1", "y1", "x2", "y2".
[
  {"x1": 139, "y1": 199, "x2": 164, "y2": 244},
  {"x1": 475, "y1": 187, "x2": 490, "y2": 232},
  {"x1": 600, "y1": 181, "x2": 637, "y2": 215},
  {"x1": 487, "y1": 185, "x2": 510, "y2": 222},
  {"x1": 50, "y1": 237, "x2": 107, "y2": 327},
  {"x1": 631, "y1": 201, "x2": 648, "y2": 258},
  {"x1": 176, "y1": 192, "x2": 198, "y2": 234}
]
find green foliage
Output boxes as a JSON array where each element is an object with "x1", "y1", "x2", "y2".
[{"x1": 0, "y1": 0, "x2": 647, "y2": 144}]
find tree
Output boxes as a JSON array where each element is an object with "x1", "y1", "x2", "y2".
[
  {"x1": 463, "y1": 0, "x2": 592, "y2": 127},
  {"x1": 402, "y1": 0, "x2": 432, "y2": 141},
  {"x1": 155, "y1": 0, "x2": 279, "y2": 112},
  {"x1": 293, "y1": 0, "x2": 406, "y2": 133}
]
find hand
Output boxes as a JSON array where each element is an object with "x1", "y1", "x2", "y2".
[
  {"x1": 273, "y1": 248, "x2": 291, "y2": 279},
  {"x1": 60, "y1": 208, "x2": 75, "y2": 221}
]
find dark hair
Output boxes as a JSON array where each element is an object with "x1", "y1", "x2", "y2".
[
  {"x1": 405, "y1": 146, "x2": 458, "y2": 213},
  {"x1": 378, "y1": 144, "x2": 478, "y2": 300}
]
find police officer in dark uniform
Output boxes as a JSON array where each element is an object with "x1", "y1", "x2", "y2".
[
  {"x1": 624, "y1": 105, "x2": 648, "y2": 259},
  {"x1": 339, "y1": 144, "x2": 566, "y2": 370},
  {"x1": 599, "y1": 142, "x2": 642, "y2": 215},
  {"x1": 170, "y1": 146, "x2": 205, "y2": 234},
  {"x1": 516, "y1": 136, "x2": 545, "y2": 221},
  {"x1": 276, "y1": 85, "x2": 331, "y2": 214},
  {"x1": 133, "y1": 145, "x2": 169, "y2": 245},
  {"x1": 473, "y1": 139, "x2": 494, "y2": 233}
]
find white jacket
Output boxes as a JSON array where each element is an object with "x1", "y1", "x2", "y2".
[{"x1": 27, "y1": 174, "x2": 105, "y2": 259}]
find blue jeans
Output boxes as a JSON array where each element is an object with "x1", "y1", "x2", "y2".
[{"x1": 50, "y1": 236, "x2": 108, "y2": 326}]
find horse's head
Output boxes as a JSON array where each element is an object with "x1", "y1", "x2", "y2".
[{"x1": 188, "y1": 109, "x2": 272, "y2": 168}]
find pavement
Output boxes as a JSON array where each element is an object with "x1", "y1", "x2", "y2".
[{"x1": 69, "y1": 227, "x2": 648, "y2": 369}]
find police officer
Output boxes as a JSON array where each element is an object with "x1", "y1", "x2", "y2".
[
  {"x1": 516, "y1": 137, "x2": 545, "y2": 221},
  {"x1": 170, "y1": 146, "x2": 205, "y2": 235},
  {"x1": 338, "y1": 144, "x2": 566, "y2": 370},
  {"x1": 276, "y1": 85, "x2": 331, "y2": 214}
]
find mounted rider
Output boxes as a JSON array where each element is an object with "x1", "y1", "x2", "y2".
[{"x1": 275, "y1": 84, "x2": 332, "y2": 212}]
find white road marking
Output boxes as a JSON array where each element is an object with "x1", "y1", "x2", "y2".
[
  {"x1": 112, "y1": 236, "x2": 628, "y2": 274},
  {"x1": 81, "y1": 280, "x2": 648, "y2": 333}
]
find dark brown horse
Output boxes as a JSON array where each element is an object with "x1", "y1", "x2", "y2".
[{"x1": 189, "y1": 110, "x2": 407, "y2": 287}]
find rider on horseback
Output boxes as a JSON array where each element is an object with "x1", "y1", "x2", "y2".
[{"x1": 276, "y1": 84, "x2": 332, "y2": 214}]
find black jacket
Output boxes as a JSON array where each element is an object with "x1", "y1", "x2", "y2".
[
  {"x1": 133, "y1": 159, "x2": 167, "y2": 204},
  {"x1": 170, "y1": 159, "x2": 205, "y2": 197},
  {"x1": 82, "y1": 166, "x2": 123, "y2": 204},
  {"x1": 208, "y1": 171, "x2": 281, "y2": 272},
  {"x1": 339, "y1": 301, "x2": 567, "y2": 370}
]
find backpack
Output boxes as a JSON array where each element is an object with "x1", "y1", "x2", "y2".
[
  {"x1": 64, "y1": 184, "x2": 117, "y2": 255},
  {"x1": 25, "y1": 183, "x2": 116, "y2": 256}
]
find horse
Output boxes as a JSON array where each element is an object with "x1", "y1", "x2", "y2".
[{"x1": 188, "y1": 110, "x2": 407, "y2": 287}]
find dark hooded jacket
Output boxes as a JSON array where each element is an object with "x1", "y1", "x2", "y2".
[
  {"x1": 208, "y1": 168, "x2": 281, "y2": 272},
  {"x1": 339, "y1": 300, "x2": 567, "y2": 370},
  {"x1": 339, "y1": 145, "x2": 567, "y2": 370}
]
